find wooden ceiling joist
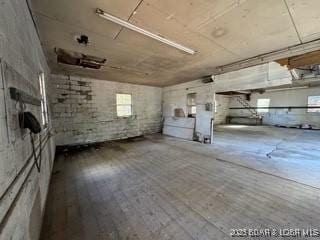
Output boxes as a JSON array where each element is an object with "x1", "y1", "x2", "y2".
[{"x1": 276, "y1": 50, "x2": 320, "y2": 69}]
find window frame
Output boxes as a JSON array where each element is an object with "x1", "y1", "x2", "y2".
[
  {"x1": 257, "y1": 98, "x2": 270, "y2": 113},
  {"x1": 214, "y1": 94, "x2": 218, "y2": 113},
  {"x1": 307, "y1": 95, "x2": 320, "y2": 113},
  {"x1": 39, "y1": 72, "x2": 49, "y2": 128},
  {"x1": 116, "y1": 93, "x2": 133, "y2": 117},
  {"x1": 187, "y1": 93, "x2": 197, "y2": 117}
]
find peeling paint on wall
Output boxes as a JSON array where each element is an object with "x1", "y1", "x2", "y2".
[{"x1": 50, "y1": 74, "x2": 162, "y2": 146}]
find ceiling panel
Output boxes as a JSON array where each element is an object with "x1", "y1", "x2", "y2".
[
  {"x1": 29, "y1": 0, "x2": 320, "y2": 86},
  {"x1": 30, "y1": 0, "x2": 142, "y2": 39},
  {"x1": 126, "y1": 1, "x2": 196, "y2": 50},
  {"x1": 286, "y1": 0, "x2": 320, "y2": 42},
  {"x1": 126, "y1": 1, "x2": 238, "y2": 57},
  {"x1": 197, "y1": 0, "x2": 300, "y2": 58},
  {"x1": 144, "y1": 0, "x2": 245, "y2": 29},
  {"x1": 34, "y1": 14, "x2": 157, "y2": 67}
]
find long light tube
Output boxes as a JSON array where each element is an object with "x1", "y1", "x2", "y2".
[{"x1": 96, "y1": 8, "x2": 196, "y2": 55}]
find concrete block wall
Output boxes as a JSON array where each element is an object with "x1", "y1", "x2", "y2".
[
  {"x1": 214, "y1": 95, "x2": 230, "y2": 125},
  {"x1": 50, "y1": 74, "x2": 162, "y2": 146},
  {"x1": 0, "y1": 0, "x2": 55, "y2": 239},
  {"x1": 229, "y1": 86, "x2": 320, "y2": 127}
]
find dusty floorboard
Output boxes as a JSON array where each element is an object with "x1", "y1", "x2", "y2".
[{"x1": 41, "y1": 131, "x2": 320, "y2": 240}]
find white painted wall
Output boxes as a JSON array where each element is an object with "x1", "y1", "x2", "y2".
[
  {"x1": 162, "y1": 63, "x2": 291, "y2": 136},
  {"x1": 229, "y1": 86, "x2": 320, "y2": 127},
  {"x1": 163, "y1": 117, "x2": 195, "y2": 140},
  {"x1": 50, "y1": 74, "x2": 162, "y2": 146},
  {"x1": 214, "y1": 94, "x2": 230, "y2": 125},
  {"x1": 163, "y1": 80, "x2": 214, "y2": 138},
  {"x1": 0, "y1": 0, "x2": 55, "y2": 239},
  {"x1": 213, "y1": 62, "x2": 292, "y2": 91}
]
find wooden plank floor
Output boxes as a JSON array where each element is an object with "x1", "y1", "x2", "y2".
[{"x1": 41, "y1": 136, "x2": 320, "y2": 240}]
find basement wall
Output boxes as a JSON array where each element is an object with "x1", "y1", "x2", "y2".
[
  {"x1": 50, "y1": 74, "x2": 162, "y2": 146},
  {"x1": 229, "y1": 86, "x2": 320, "y2": 127},
  {"x1": 0, "y1": 0, "x2": 55, "y2": 240}
]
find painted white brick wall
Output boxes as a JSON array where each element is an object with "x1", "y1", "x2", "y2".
[
  {"x1": 50, "y1": 74, "x2": 162, "y2": 146},
  {"x1": 0, "y1": 0, "x2": 55, "y2": 239},
  {"x1": 214, "y1": 95, "x2": 230, "y2": 125}
]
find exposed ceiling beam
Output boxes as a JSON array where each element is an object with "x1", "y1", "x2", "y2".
[
  {"x1": 214, "y1": 38, "x2": 320, "y2": 75},
  {"x1": 216, "y1": 91, "x2": 250, "y2": 95},
  {"x1": 276, "y1": 50, "x2": 320, "y2": 69}
]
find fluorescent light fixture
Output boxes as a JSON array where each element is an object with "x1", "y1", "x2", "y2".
[{"x1": 96, "y1": 8, "x2": 196, "y2": 55}]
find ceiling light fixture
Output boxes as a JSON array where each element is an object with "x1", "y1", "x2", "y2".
[{"x1": 96, "y1": 8, "x2": 196, "y2": 55}]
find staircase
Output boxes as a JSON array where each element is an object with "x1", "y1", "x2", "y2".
[{"x1": 234, "y1": 95, "x2": 261, "y2": 118}]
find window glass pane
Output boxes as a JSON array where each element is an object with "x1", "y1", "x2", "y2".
[
  {"x1": 124, "y1": 94, "x2": 132, "y2": 104},
  {"x1": 39, "y1": 73, "x2": 48, "y2": 127},
  {"x1": 257, "y1": 99, "x2": 270, "y2": 113},
  {"x1": 117, "y1": 106, "x2": 132, "y2": 116},
  {"x1": 116, "y1": 93, "x2": 132, "y2": 105},
  {"x1": 116, "y1": 94, "x2": 123, "y2": 104},
  {"x1": 187, "y1": 93, "x2": 197, "y2": 116},
  {"x1": 116, "y1": 92, "x2": 132, "y2": 117},
  {"x1": 187, "y1": 93, "x2": 196, "y2": 105},
  {"x1": 308, "y1": 96, "x2": 320, "y2": 113}
]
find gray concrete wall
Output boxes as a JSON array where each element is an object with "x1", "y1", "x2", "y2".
[
  {"x1": 0, "y1": 0, "x2": 55, "y2": 239},
  {"x1": 50, "y1": 74, "x2": 162, "y2": 146},
  {"x1": 229, "y1": 86, "x2": 320, "y2": 127}
]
